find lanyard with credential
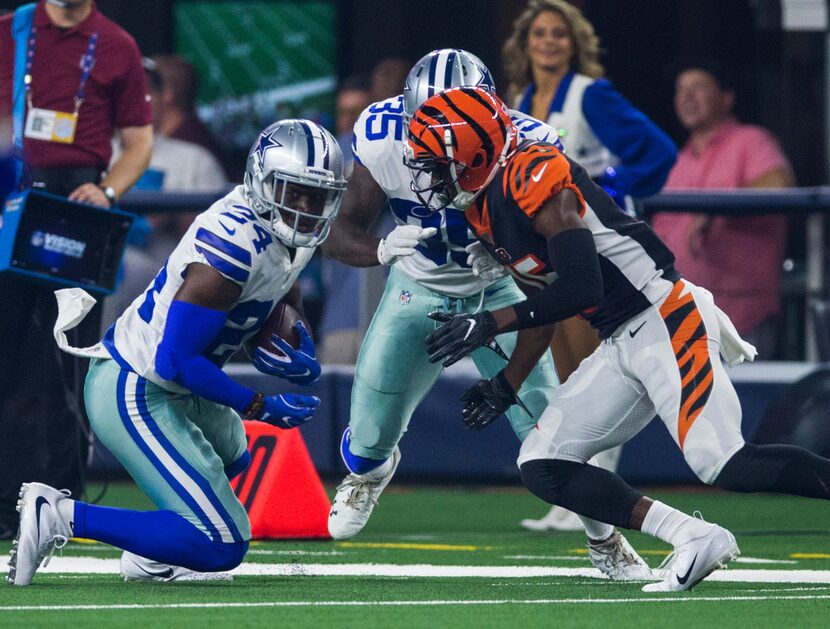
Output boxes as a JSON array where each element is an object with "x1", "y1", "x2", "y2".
[{"x1": 24, "y1": 26, "x2": 99, "y2": 118}]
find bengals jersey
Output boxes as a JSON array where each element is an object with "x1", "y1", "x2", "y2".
[{"x1": 466, "y1": 141, "x2": 680, "y2": 338}]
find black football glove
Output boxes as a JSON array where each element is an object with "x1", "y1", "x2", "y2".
[
  {"x1": 460, "y1": 371, "x2": 519, "y2": 431},
  {"x1": 425, "y1": 310, "x2": 498, "y2": 367}
]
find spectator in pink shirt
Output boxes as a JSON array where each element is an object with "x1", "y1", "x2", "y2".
[{"x1": 651, "y1": 60, "x2": 794, "y2": 357}]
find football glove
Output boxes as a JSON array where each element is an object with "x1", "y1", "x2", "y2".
[
  {"x1": 377, "y1": 225, "x2": 438, "y2": 265},
  {"x1": 460, "y1": 371, "x2": 519, "y2": 431},
  {"x1": 262, "y1": 393, "x2": 320, "y2": 429},
  {"x1": 465, "y1": 241, "x2": 506, "y2": 283},
  {"x1": 425, "y1": 310, "x2": 497, "y2": 367},
  {"x1": 251, "y1": 321, "x2": 321, "y2": 386}
]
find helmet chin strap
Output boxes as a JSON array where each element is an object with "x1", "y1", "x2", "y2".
[{"x1": 445, "y1": 126, "x2": 517, "y2": 210}]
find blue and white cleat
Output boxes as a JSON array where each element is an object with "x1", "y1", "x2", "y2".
[
  {"x1": 642, "y1": 524, "x2": 739, "y2": 592},
  {"x1": 328, "y1": 447, "x2": 402, "y2": 540},
  {"x1": 7, "y1": 483, "x2": 73, "y2": 586}
]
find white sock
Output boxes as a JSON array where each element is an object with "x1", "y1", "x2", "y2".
[
  {"x1": 57, "y1": 498, "x2": 75, "y2": 535},
  {"x1": 641, "y1": 500, "x2": 710, "y2": 547},
  {"x1": 579, "y1": 515, "x2": 614, "y2": 542},
  {"x1": 364, "y1": 456, "x2": 394, "y2": 480}
]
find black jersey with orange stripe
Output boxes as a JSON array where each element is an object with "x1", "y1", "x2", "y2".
[{"x1": 467, "y1": 140, "x2": 680, "y2": 338}]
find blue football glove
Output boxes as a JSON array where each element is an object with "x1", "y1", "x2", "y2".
[
  {"x1": 251, "y1": 321, "x2": 321, "y2": 385},
  {"x1": 261, "y1": 393, "x2": 320, "y2": 429}
]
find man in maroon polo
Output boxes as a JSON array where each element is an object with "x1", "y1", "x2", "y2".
[{"x1": 0, "y1": 0, "x2": 152, "y2": 538}]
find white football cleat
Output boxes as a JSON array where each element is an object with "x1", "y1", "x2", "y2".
[
  {"x1": 328, "y1": 447, "x2": 401, "y2": 540},
  {"x1": 120, "y1": 551, "x2": 233, "y2": 582},
  {"x1": 588, "y1": 529, "x2": 654, "y2": 581},
  {"x1": 642, "y1": 524, "x2": 739, "y2": 592},
  {"x1": 7, "y1": 483, "x2": 73, "y2": 586},
  {"x1": 520, "y1": 506, "x2": 584, "y2": 532}
]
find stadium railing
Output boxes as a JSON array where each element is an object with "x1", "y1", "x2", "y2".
[{"x1": 121, "y1": 186, "x2": 830, "y2": 361}]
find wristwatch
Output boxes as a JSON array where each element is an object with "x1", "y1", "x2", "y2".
[{"x1": 99, "y1": 185, "x2": 117, "y2": 207}]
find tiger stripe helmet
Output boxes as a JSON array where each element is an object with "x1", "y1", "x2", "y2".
[
  {"x1": 402, "y1": 49, "x2": 496, "y2": 124},
  {"x1": 405, "y1": 86, "x2": 516, "y2": 212}
]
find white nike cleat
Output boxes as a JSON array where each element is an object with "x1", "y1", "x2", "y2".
[
  {"x1": 328, "y1": 447, "x2": 401, "y2": 540},
  {"x1": 7, "y1": 483, "x2": 73, "y2": 586},
  {"x1": 520, "y1": 506, "x2": 584, "y2": 532},
  {"x1": 588, "y1": 529, "x2": 654, "y2": 581},
  {"x1": 642, "y1": 524, "x2": 739, "y2": 592},
  {"x1": 120, "y1": 551, "x2": 233, "y2": 582}
]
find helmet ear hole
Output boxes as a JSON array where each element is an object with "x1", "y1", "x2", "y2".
[{"x1": 471, "y1": 154, "x2": 484, "y2": 168}]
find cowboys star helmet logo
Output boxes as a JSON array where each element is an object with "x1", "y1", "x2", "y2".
[{"x1": 254, "y1": 130, "x2": 284, "y2": 164}]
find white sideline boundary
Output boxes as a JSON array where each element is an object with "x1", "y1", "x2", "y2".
[
  {"x1": 32, "y1": 557, "x2": 830, "y2": 584},
  {"x1": 4, "y1": 595, "x2": 830, "y2": 612}
]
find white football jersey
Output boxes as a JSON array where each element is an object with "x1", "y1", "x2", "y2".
[
  {"x1": 103, "y1": 185, "x2": 314, "y2": 393},
  {"x1": 353, "y1": 94, "x2": 562, "y2": 298}
]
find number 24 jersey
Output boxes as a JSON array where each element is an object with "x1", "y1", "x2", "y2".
[{"x1": 103, "y1": 185, "x2": 314, "y2": 393}]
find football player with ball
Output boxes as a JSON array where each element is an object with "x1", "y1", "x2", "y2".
[{"x1": 8, "y1": 119, "x2": 345, "y2": 585}]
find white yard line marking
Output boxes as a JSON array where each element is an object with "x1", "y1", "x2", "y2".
[
  {"x1": 31, "y1": 557, "x2": 830, "y2": 583},
  {"x1": 734, "y1": 557, "x2": 798, "y2": 565},
  {"x1": 503, "y1": 555, "x2": 587, "y2": 561},
  {"x1": 4, "y1": 594, "x2": 830, "y2": 612}
]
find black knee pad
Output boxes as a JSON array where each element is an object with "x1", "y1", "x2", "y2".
[
  {"x1": 520, "y1": 459, "x2": 584, "y2": 504},
  {"x1": 521, "y1": 458, "x2": 643, "y2": 528}
]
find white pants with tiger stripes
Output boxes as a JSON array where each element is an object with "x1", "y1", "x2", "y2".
[{"x1": 518, "y1": 280, "x2": 754, "y2": 484}]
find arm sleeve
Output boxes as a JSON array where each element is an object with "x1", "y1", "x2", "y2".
[
  {"x1": 582, "y1": 80, "x2": 677, "y2": 197},
  {"x1": 155, "y1": 300, "x2": 255, "y2": 412},
  {"x1": 512, "y1": 228, "x2": 603, "y2": 328}
]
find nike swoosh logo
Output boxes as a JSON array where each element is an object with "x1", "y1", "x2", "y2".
[
  {"x1": 677, "y1": 553, "x2": 698, "y2": 585},
  {"x1": 35, "y1": 496, "x2": 49, "y2": 547},
  {"x1": 136, "y1": 563, "x2": 175, "y2": 579},
  {"x1": 531, "y1": 163, "x2": 548, "y2": 182},
  {"x1": 218, "y1": 221, "x2": 236, "y2": 236},
  {"x1": 629, "y1": 321, "x2": 646, "y2": 338},
  {"x1": 463, "y1": 319, "x2": 477, "y2": 341}
]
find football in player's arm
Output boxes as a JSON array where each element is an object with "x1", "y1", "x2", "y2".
[{"x1": 154, "y1": 263, "x2": 320, "y2": 428}]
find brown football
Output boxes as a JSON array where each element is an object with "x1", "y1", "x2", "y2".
[{"x1": 244, "y1": 301, "x2": 306, "y2": 358}]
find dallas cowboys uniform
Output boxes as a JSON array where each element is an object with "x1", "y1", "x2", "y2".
[
  {"x1": 347, "y1": 96, "x2": 562, "y2": 460},
  {"x1": 86, "y1": 186, "x2": 314, "y2": 543}
]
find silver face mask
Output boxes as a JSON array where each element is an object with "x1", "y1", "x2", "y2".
[{"x1": 244, "y1": 119, "x2": 347, "y2": 248}]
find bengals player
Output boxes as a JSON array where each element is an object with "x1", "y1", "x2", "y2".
[{"x1": 409, "y1": 86, "x2": 830, "y2": 592}]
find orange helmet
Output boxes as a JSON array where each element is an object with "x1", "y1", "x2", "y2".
[{"x1": 405, "y1": 86, "x2": 517, "y2": 212}]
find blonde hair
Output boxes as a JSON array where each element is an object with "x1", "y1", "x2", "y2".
[{"x1": 502, "y1": 0, "x2": 605, "y2": 103}]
